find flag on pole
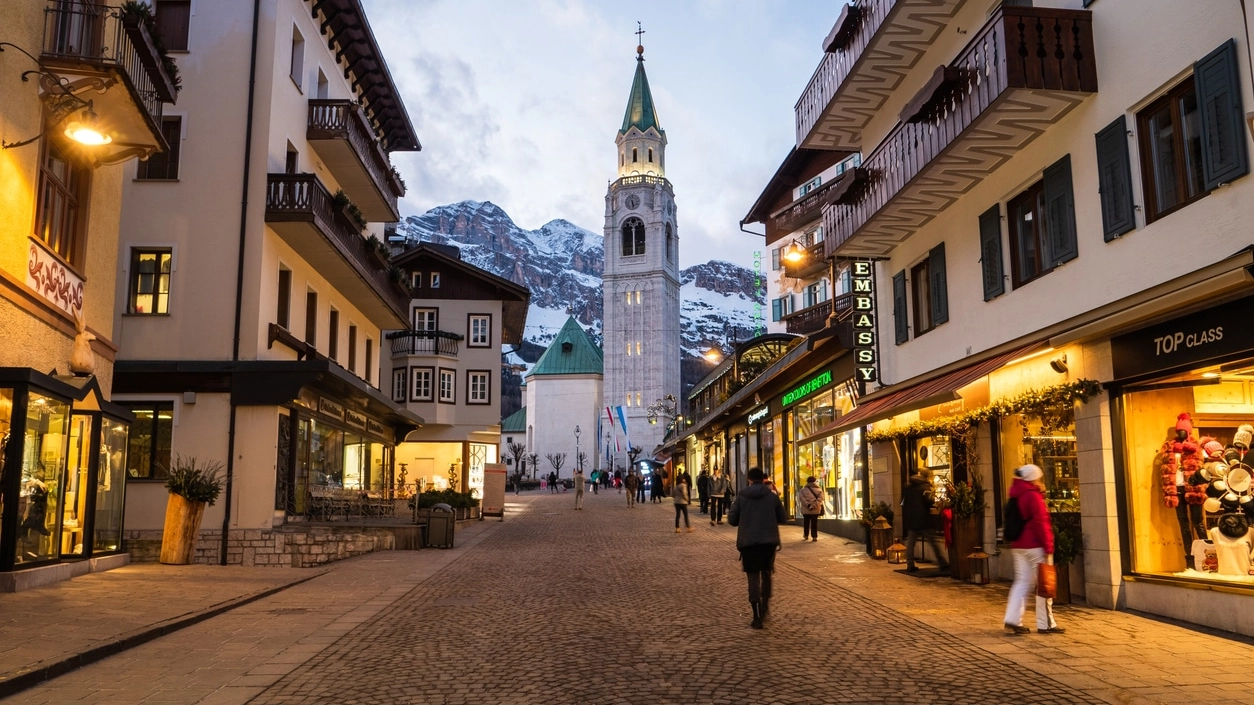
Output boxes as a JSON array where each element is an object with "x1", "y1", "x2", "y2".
[
  {"x1": 615, "y1": 406, "x2": 631, "y2": 452},
  {"x1": 606, "y1": 407, "x2": 620, "y2": 452}
]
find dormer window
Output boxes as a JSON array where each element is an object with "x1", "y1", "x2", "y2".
[{"x1": 561, "y1": 341, "x2": 572, "y2": 353}]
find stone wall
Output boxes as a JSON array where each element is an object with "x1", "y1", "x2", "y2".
[{"x1": 124, "y1": 525, "x2": 406, "y2": 568}]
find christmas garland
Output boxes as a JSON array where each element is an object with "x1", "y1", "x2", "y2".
[{"x1": 864, "y1": 379, "x2": 1101, "y2": 444}]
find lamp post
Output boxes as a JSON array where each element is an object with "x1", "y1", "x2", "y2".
[{"x1": 574, "y1": 425, "x2": 581, "y2": 472}]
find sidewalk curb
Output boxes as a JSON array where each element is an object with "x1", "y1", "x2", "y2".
[{"x1": 0, "y1": 569, "x2": 327, "y2": 700}]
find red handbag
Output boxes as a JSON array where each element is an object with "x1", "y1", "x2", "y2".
[{"x1": 1037, "y1": 562, "x2": 1057, "y2": 599}]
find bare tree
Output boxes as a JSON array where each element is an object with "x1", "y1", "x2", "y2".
[
  {"x1": 576, "y1": 451, "x2": 588, "y2": 473},
  {"x1": 627, "y1": 446, "x2": 643, "y2": 467},
  {"x1": 506, "y1": 440, "x2": 527, "y2": 481},
  {"x1": 545, "y1": 452, "x2": 567, "y2": 478},
  {"x1": 527, "y1": 453, "x2": 540, "y2": 480}
]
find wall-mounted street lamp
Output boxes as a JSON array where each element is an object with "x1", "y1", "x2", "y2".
[
  {"x1": 0, "y1": 43, "x2": 119, "y2": 150},
  {"x1": 783, "y1": 239, "x2": 806, "y2": 263}
]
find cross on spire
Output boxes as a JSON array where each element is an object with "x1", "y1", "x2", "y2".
[{"x1": 635, "y1": 22, "x2": 645, "y2": 60}]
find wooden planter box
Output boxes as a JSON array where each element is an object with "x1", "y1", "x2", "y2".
[
  {"x1": 160, "y1": 493, "x2": 206, "y2": 565},
  {"x1": 947, "y1": 514, "x2": 983, "y2": 581}
]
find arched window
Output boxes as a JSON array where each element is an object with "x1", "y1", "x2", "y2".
[
  {"x1": 620, "y1": 152, "x2": 624, "y2": 167},
  {"x1": 647, "y1": 148, "x2": 653, "y2": 163},
  {"x1": 621, "y1": 217, "x2": 645, "y2": 256},
  {"x1": 632, "y1": 147, "x2": 638, "y2": 163},
  {"x1": 665, "y1": 223, "x2": 673, "y2": 262}
]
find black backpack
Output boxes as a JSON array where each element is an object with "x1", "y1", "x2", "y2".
[{"x1": 1003, "y1": 496, "x2": 1026, "y2": 542}]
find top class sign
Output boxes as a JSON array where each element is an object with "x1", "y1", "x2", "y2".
[{"x1": 851, "y1": 260, "x2": 877, "y2": 383}]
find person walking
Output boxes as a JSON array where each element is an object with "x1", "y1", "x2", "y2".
[
  {"x1": 672, "y1": 474, "x2": 693, "y2": 533},
  {"x1": 589, "y1": 469, "x2": 599, "y2": 494},
  {"x1": 708, "y1": 470, "x2": 729, "y2": 526},
  {"x1": 548, "y1": 471, "x2": 558, "y2": 494},
  {"x1": 902, "y1": 470, "x2": 949, "y2": 572},
  {"x1": 728, "y1": 467, "x2": 786, "y2": 629},
  {"x1": 624, "y1": 471, "x2": 639, "y2": 507},
  {"x1": 796, "y1": 476, "x2": 825, "y2": 542},
  {"x1": 1004, "y1": 464, "x2": 1065, "y2": 635},
  {"x1": 696, "y1": 470, "x2": 711, "y2": 514},
  {"x1": 573, "y1": 468, "x2": 585, "y2": 510},
  {"x1": 636, "y1": 471, "x2": 648, "y2": 504},
  {"x1": 614, "y1": 469, "x2": 623, "y2": 493},
  {"x1": 650, "y1": 470, "x2": 665, "y2": 504}
]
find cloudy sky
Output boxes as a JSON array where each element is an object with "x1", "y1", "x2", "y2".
[{"x1": 362, "y1": 0, "x2": 836, "y2": 270}]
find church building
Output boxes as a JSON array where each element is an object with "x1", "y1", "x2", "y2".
[{"x1": 601, "y1": 40, "x2": 681, "y2": 469}]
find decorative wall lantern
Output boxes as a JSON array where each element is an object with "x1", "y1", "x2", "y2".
[
  {"x1": 967, "y1": 546, "x2": 991, "y2": 585},
  {"x1": 887, "y1": 538, "x2": 907, "y2": 564},
  {"x1": 870, "y1": 516, "x2": 893, "y2": 560}
]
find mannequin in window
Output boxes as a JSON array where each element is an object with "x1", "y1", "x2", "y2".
[
  {"x1": 1209, "y1": 513, "x2": 1254, "y2": 576},
  {"x1": 1158, "y1": 413, "x2": 1203, "y2": 566}
]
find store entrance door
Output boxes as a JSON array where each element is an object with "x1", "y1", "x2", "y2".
[{"x1": 59, "y1": 413, "x2": 93, "y2": 558}]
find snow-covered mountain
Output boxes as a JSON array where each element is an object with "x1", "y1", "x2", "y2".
[{"x1": 391, "y1": 200, "x2": 766, "y2": 415}]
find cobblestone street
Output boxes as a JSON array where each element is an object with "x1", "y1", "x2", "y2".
[{"x1": 7, "y1": 491, "x2": 1254, "y2": 705}]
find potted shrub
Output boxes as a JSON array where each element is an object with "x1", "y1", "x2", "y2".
[
  {"x1": 160, "y1": 456, "x2": 224, "y2": 565},
  {"x1": 1051, "y1": 512, "x2": 1082, "y2": 604}
]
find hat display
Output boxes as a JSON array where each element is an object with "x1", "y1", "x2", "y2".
[
  {"x1": 1208, "y1": 480, "x2": 1228, "y2": 498},
  {"x1": 1203, "y1": 440, "x2": 1225, "y2": 459},
  {"x1": 1235, "y1": 425, "x2": 1254, "y2": 451},
  {"x1": 1227, "y1": 467, "x2": 1252, "y2": 493},
  {"x1": 1226, "y1": 448, "x2": 1244, "y2": 466},
  {"x1": 1176, "y1": 413, "x2": 1194, "y2": 434},
  {"x1": 1217, "y1": 513, "x2": 1250, "y2": 539},
  {"x1": 1222, "y1": 492, "x2": 1242, "y2": 511},
  {"x1": 1204, "y1": 497, "x2": 1223, "y2": 513},
  {"x1": 1015, "y1": 464, "x2": 1043, "y2": 482}
]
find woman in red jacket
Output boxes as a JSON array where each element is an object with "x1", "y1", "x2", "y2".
[{"x1": 1003, "y1": 464, "x2": 1065, "y2": 635}]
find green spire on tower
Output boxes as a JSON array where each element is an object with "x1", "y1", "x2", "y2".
[{"x1": 620, "y1": 28, "x2": 662, "y2": 135}]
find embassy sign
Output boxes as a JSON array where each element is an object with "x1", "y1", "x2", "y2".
[{"x1": 850, "y1": 260, "x2": 877, "y2": 383}]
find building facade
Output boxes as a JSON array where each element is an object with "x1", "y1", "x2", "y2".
[
  {"x1": 524, "y1": 317, "x2": 603, "y2": 482},
  {"x1": 745, "y1": 0, "x2": 1254, "y2": 635},
  {"x1": 112, "y1": 0, "x2": 422, "y2": 566},
  {"x1": 0, "y1": 0, "x2": 179, "y2": 589},
  {"x1": 387, "y1": 243, "x2": 529, "y2": 497},
  {"x1": 602, "y1": 43, "x2": 681, "y2": 464}
]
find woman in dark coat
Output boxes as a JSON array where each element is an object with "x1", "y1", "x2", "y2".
[
  {"x1": 650, "y1": 471, "x2": 665, "y2": 503},
  {"x1": 902, "y1": 470, "x2": 949, "y2": 573}
]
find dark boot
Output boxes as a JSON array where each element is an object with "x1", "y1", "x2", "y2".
[
  {"x1": 760, "y1": 597, "x2": 769, "y2": 620},
  {"x1": 750, "y1": 603, "x2": 763, "y2": 629}
]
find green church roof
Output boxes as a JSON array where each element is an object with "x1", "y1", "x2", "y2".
[
  {"x1": 501, "y1": 406, "x2": 527, "y2": 433},
  {"x1": 620, "y1": 56, "x2": 662, "y2": 135},
  {"x1": 528, "y1": 317, "x2": 603, "y2": 377}
]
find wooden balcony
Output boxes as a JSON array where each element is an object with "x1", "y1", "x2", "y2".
[
  {"x1": 796, "y1": 0, "x2": 966, "y2": 151},
  {"x1": 38, "y1": 2, "x2": 178, "y2": 156},
  {"x1": 307, "y1": 100, "x2": 404, "y2": 222},
  {"x1": 825, "y1": 5, "x2": 1097, "y2": 259},
  {"x1": 265, "y1": 174, "x2": 409, "y2": 328},
  {"x1": 782, "y1": 293, "x2": 854, "y2": 336},
  {"x1": 387, "y1": 330, "x2": 463, "y2": 358}
]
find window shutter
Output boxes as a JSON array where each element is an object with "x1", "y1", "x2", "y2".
[
  {"x1": 1094, "y1": 115, "x2": 1136, "y2": 241},
  {"x1": 892, "y1": 270, "x2": 908, "y2": 344},
  {"x1": 929, "y1": 242, "x2": 949, "y2": 325},
  {"x1": 978, "y1": 205, "x2": 1005, "y2": 300},
  {"x1": 771, "y1": 247, "x2": 781, "y2": 271},
  {"x1": 1195, "y1": 39, "x2": 1249, "y2": 191},
  {"x1": 772, "y1": 298, "x2": 782, "y2": 322},
  {"x1": 1043, "y1": 154, "x2": 1078, "y2": 267}
]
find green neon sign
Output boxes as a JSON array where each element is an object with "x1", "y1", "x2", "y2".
[{"x1": 782, "y1": 370, "x2": 832, "y2": 407}]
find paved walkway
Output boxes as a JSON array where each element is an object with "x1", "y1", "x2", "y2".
[{"x1": 2, "y1": 490, "x2": 1253, "y2": 704}]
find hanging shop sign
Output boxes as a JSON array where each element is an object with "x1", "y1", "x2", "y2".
[
  {"x1": 850, "y1": 260, "x2": 878, "y2": 383},
  {"x1": 344, "y1": 409, "x2": 367, "y2": 430},
  {"x1": 783, "y1": 369, "x2": 833, "y2": 407},
  {"x1": 747, "y1": 406, "x2": 770, "y2": 426},
  {"x1": 317, "y1": 397, "x2": 345, "y2": 421},
  {"x1": 1111, "y1": 294, "x2": 1254, "y2": 380}
]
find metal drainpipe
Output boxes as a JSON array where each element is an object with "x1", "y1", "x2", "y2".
[{"x1": 222, "y1": 0, "x2": 262, "y2": 566}]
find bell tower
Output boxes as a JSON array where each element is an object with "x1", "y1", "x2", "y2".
[{"x1": 602, "y1": 32, "x2": 681, "y2": 468}]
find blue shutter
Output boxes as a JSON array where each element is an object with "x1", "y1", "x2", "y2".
[
  {"x1": 1095, "y1": 115, "x2": 1136, "y2": 241},
  {"x1": 771, "y1": 298, "x2": 782, "y2": 322},
  {"x1": 979, "y1": 205, "x2": 1005, "y2": 300},
  {"x1": 772, "y1": 247, "x2": 781, "y2": 271},
  {"x1": 929, "y1": 242, "x2": 948, "y2": 326},
  {"x1": 892, "y1": 270, "x2": 908, "y2": 344},
  {"x1": 1043, "y1": 155, "x2": 1078, "y2": 268},
  {"x1": 1195, "y1": 39, "x2": 1249, "y2": 191}
]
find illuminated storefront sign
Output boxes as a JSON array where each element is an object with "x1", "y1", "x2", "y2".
[
  {"x1": 783, "y1": 369, "x2": 832, "y2": 407},
  {"x1": 747, "y1": 406, "x2": 769, "y2": 425},
  {"x1": 851, "y1": 260, "x2": 877, "y2": 384}
]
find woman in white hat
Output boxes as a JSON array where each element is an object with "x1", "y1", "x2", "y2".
[{"x1": 1003, "y1": 464, "x2": 1065, "y2": 635}]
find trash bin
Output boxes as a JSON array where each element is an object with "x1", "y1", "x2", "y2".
[{"x1": 426, "y1": 503, "x2": 455, "y2": 549}]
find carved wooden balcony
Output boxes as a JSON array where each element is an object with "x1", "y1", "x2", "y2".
[{"x1": 307, "y1": 100, "x2": 405, "y2": 222}]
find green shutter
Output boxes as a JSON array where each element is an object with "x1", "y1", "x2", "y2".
[
  {"x1": 979, "y1": 205, "x2": 1005, "y2": 300},
  {"x1": 1095, "y1": 115, "x2": 1136, "y2": 241},
  {"x1": 1043, "y1": 154, "x2": 1078, "y2": 267},
  {"x1": 892, "y1": 270, "x2": 908, "y2": 344},
  {"x1": 771, "y1": 298, "x2": 782, "y2": 322},
  {"x1": 1195, "y1": 39, "x2": 1249, "y2": 191},
  {"x1": 929, "y1": 242, "x2": 948, "y2": 326}
]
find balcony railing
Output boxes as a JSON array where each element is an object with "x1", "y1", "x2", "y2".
[
  {"x1": 307, "y1": 100, "x2": 404, "y2": 221},
  {"x1": 782, "y1": 293, "x2": 854, "y2": 336},
  {"x1": 824, "y1": 5, "x2": 1096, "y2": 257},
  {"x1": 387, "y1": 330, "x2": 463, "y2": 357},
  {"x1": 40, "y1": 2, "x2": 177, "y2": 132},
  {"x1": 610, "y1": 174, "x2": 673, "y2": 192},
  {"x1": 265, "y1": 173, "x2": 410, "y2": 324}
]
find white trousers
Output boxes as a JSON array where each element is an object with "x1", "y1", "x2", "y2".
[{"x1": 1003, "y1": 547, "x2": 1057, "y2": 630}]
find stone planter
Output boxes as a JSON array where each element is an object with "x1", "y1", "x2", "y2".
[{"x1": 160, "y1": 493, "x2": 206, "y2": 565}]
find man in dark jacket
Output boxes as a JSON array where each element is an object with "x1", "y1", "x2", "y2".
[
  {"x1": 902, "y1": 470, "x2": 949, "y2": 573},
  {"x1": 728, "y1": 467, "x2": 786, "y2": 629},
  {"x1": 696, "y1": 469, "x2": 711, "y2": 514}
]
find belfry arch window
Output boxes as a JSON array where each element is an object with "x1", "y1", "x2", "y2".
[
  {"x1": 632, "y1": 147, "x2": 638, "y2": 163},
  {"x1": 648, "y1": 148, "x2": 653, "y2": 163},
  {"x1": 621, "y1": 217, "x2": 646, "y2": 256},
  {"x1": 665, "y1": 223, "x2": 673, "y2": 261}
]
